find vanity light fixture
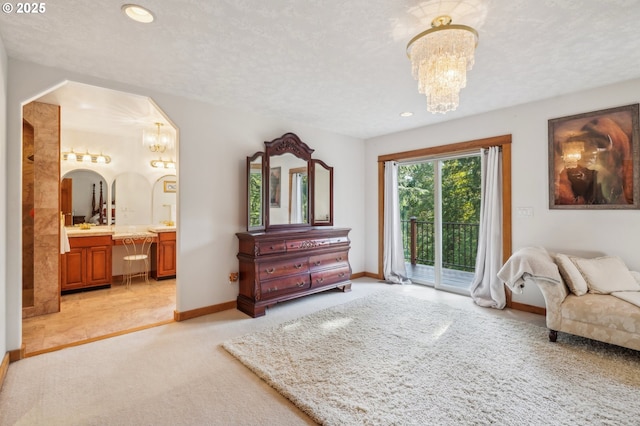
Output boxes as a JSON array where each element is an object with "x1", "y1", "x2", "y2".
[
  {"x1": 62, "y1": 150, "x2": 111, "y2": 164},
  {"x1": 66, "y1": 149, "x2": 77, "y2": 162},
  {"x1": 96, "y1": 153, "x2": 107, "y2": 164},
  {"x1": 143, "y1": 122, "x2": 173, "y2": 153},
  {"x1": 122, "y1": 4, "x2": 155, "y2": 23},
  {"x1": 150, "y1": 158, "x2": 176, "y2": 169}
]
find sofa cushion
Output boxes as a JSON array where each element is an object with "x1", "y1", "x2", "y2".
[
  {"x1": 571, "y1": 256, "x2": 640, "y2": 294},
  {"x1": 611, "y1": 291, "x2": 640, "y2": 309},
  {"x1": 561, "y1": 293, "x2": 640, "y2": 334},
  {"x1": 555, "y1": 254, "x2": 588, "y2": 296}
]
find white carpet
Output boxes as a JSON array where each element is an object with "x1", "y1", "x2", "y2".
[{"x1": 223, "y1": 291, "x2": 640, "y2": 426}]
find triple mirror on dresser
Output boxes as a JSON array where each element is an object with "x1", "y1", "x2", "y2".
[
  {"x1": 246, "y1": 133, "x2": 334, "y2": 230},
  {"x1": 237, "y1": 132, "x2": 350, "y2": 317}
]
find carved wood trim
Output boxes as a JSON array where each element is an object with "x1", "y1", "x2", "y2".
[{"x1": 265, "y1": 132, "x2": 314, "y2": 161}]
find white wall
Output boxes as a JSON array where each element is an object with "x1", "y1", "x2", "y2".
[
  {"x1": 5, "y1": 59, "x2": 366, "y2": 351},
  {"x1": 0, "y1": 36, "x2": 8, "y2": 358},
  {"x1": 365, "y1": 78, "x2": 640, "y2": 307}
]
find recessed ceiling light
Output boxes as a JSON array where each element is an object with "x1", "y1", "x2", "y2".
[
  {"x1": 122, "y1": 4, "x2": 154, "y2": 23},
  {"x1": 400, "y1": 112, "x2": 413, "y2": 117}
]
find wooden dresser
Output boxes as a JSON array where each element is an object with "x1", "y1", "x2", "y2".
[{"x1": 236, "y1": 227, "x2": 351, "y2": 317}]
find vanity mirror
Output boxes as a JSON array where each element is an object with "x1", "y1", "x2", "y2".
[
  {"x1": 152, "y1": 174, "x2": 177, "y2": 225},
  {"x1": 245, "y1": 132, "x2": 333, "y2": 231},
  {"x1": 112, "y1": 172, "x2": 152, "y2": 226},
  {"x1": 61, "y1": 170, "x2": 107, "y2": 226}
]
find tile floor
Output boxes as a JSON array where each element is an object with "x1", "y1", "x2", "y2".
[{"x1": 22, "y1": 278, "x2": 176, "y2": 356}]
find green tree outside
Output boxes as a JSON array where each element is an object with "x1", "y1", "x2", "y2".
[{"x1": 398, "y1": 156, "x2": 481, "y2": 271}]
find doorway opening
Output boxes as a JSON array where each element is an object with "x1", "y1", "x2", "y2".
[{"x1": 21, "y1": 81, "x2": 179, "y2": 356}]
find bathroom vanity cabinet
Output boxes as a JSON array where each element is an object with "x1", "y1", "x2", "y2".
[
  {"x1": 152, "y1": 230, "x2": 177, "y2": 279},
  {"x1": 61, "y1": 235, "x2": 113, "y2": 292},
  {"x1": 62, "y1": 226, "x2": 177, "y2": 293}
]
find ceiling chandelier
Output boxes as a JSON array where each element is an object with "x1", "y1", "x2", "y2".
[
  {"x1": 143, "y1": 122, "x2": 173, "y2": 153},
  {"x1": 406, "y1": 15, "x2": 478, "y2": 114}
]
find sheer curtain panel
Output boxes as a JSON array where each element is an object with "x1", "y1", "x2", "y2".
[
  {"x1": 383, "y1": 161, "x2": 411, "y2": 284},
  {"x1": 470, "y1": 147, "x2": 505, "y2": 308}
]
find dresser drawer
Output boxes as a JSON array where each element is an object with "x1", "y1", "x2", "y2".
[
  {"x1": 328, "y1": 236, "x2": 350, "y2": 245},
  {"x1": 311, "y1": 264, "x2": 351, "y2": 287},
  {"x1": 286, "y1": 238, "x2": 331, "y2": 251},
  {"x1": 258, "y1": 257, "x2": 309, "y2": 280},
  {"x1": 261, "y1": 273, "x2": 311, "y2": 298},
  {"x1": 309, "y1": 250, "x2": 349, "y2": 271},
  {"x1": 256, "y1": 241, "x2": 286, "y2": 255}
]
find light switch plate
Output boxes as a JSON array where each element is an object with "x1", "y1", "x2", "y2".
[{"x1": 516, "y1": 207, "x2": 533, "y2": 217}]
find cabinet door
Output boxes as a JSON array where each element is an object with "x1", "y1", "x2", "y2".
[
  {"x1": 62, "y1": 248, "x2": 86, "y2": 290},
  {"x1": 157, "y1": 238, "x2": 176, "y2": 277},
  {"x1": 86, "y1": 245, "x2": 112, "y2": 285}
]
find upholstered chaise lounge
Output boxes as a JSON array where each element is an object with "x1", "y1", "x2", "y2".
[{"x1": 499, "y1": 247, "x2": 640, "y2": 351}]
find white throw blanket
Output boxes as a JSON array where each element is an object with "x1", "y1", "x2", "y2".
[{"x1": 497, "y1": 246, "x2": 562, "y2": 294}]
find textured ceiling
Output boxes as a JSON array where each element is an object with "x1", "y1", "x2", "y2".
[{"x1": 2, "y1": 0, "x2": 640, "y2": 139}]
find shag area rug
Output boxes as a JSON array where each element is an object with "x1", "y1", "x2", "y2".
[{"x1": 222, "y1": 291, "x2": 640, "y2": 425}]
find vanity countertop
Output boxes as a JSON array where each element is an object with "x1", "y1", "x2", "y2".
[
  {"x1": 147, "y1": 225, "x2": 176, "y2": 233},
  {"x1": 65, "y1": 225, "x2": 176, "y2": 238},
  {"x1": 65, "y1": 226, "x2": 115, "y2": 237}
]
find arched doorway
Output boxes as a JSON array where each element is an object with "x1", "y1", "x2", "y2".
[{"x1": 21, "y1": 81, "x2": 179, "y2": 355}]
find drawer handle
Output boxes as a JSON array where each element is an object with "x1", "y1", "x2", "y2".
[
  {"x1": 265, "y1": 267, "x2": 275, "y2": 274},
  {"x1": 294, "y1": 263, "x2": 303, "y2": 269},
  {"x1": 313, "y1": 261, "x2": 321, "y2": 266},
  {"x1": 297, "y1": 282, "x2": 306, "y2": 287},
  {"x1": 339, "y1": 272, "x2": 346, "y2": 278},
  {"x1": 266, "y1": 286, "x2": 277, "y2": 293},
  {"x1": 269, "y1": 246, "x2": 274, "y2": 250},
  {"x1": 316, "y1": 277, "x2": 324, "y2": 283},
  {"x1": 336, "y1": 256, "x2": 343, "y2": 262}
]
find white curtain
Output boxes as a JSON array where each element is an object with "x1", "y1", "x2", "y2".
[
  {"x1": 470, "y1": 147, "x2": 505, "y2": 308},
  {"x1": 383, "y1": 161, "x2": 411, "y2": 284},
  {"x1": 291, "y1": 173, "x2": 303, "y2": 223}
]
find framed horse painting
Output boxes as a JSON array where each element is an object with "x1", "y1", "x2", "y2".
[{"x1": 548, "y1": 103, "x2": 640, "y2": 209}]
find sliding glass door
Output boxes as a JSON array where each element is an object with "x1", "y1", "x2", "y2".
[{"x1": 399, "y1": 153, "x2": 481, "y2": 294}]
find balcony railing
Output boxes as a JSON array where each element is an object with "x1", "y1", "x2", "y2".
[{"x1": 401, "y1": 217, "x2": 479, "y2": 272}]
